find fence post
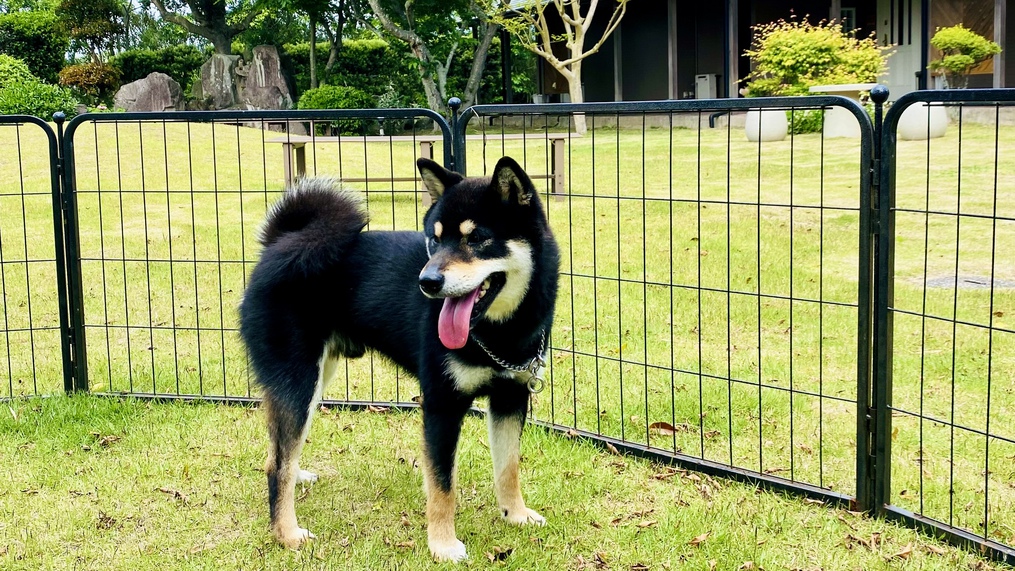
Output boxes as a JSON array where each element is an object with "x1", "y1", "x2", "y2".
[
  {"x1": 855, "y1": 85, "x2": 890, "y2": 512},
  {"x1": 868, "y1": 85, "x2": 893, "y2": 515},
  {"x1": 447, "y1": 97, "x2": 464, "y2": 174},
  {"x1": 53, "y1": 112, "x2": 89, "y2": 392}
]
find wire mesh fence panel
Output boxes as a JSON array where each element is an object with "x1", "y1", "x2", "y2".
[
  {"x1": 0, "y1": 116, "x2": 67, "y2": 398},
  {"x1": 62, "y1": 110, "x2": 450, "y2": 405},
  {"x1": 881, "y1": 92, "x2": 1015, "y2": 561},
  {"x1": 457, "y1": 99, "x2": 873, "y2": 501}
]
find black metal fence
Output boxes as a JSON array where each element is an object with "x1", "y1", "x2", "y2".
[{"x1": 0, "y1": 89, "x2": 1012, "y2": 563}]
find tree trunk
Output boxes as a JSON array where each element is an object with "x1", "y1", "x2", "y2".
[
  {"x1": 567, "y1": 61, "x2": 586, "y2": 134},
  {"x1": 461, "y1": 21, "x2": 500, "y2": 107},
  {"x1": 309, "y1": 15, "x2": 318, "y2": 89},
  {"x1": 210, "y1": 30, "x2": 232, "y2": 55}
]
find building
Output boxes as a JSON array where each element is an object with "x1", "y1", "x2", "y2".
[{"x1": 530, "y1": 0, "x2": 1012, "y2": 102}]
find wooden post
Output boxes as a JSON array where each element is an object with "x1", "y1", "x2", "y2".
[{"x1": 420, "y1": 141, "x2": 433, "y2": 208}]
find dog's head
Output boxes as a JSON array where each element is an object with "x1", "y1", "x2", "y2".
[{"x1": 416, "y1": 156, "x2": 545, "y2": 350}]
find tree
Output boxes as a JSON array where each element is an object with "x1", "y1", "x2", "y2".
[
  {"x1": 492, "y1": 0, "x2": 629, "y2": 133},
  {"x1": 929, "y1": 24, "x2": 1002, "y2": 89},
  {"x1": 365, "y1": 0, "x2": 499, "y2": 115},
  {"x1": 55, "y1": 0, "x2": 125, "y2": 63},
  {"x1": 150, "y1": 0, "x2": 265, "y2": 54}
]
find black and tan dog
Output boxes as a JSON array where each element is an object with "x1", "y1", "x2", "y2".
[{"x1": 239, "y1": 157, "x2": 559, "y2": 561}]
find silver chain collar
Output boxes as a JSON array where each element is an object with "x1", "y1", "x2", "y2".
[{"x1": 470, "y1": 330, "x2": 547, "y2": 394}]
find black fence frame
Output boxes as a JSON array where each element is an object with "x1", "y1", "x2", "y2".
[{"x1": 2, "y1": 89, "x2": 1013, "y2": 564}]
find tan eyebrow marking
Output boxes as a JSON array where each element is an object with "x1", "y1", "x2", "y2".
[
  {"x1": 459, "y1": 220, "x2": 476, "y2": 236},
  {"x1": 434, "y1": 221, "x2": 443, "y2": 238}
]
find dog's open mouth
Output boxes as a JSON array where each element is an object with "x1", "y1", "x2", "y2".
[{"x1": 437, "y1": 272, "x2": 506, "y2": 349}]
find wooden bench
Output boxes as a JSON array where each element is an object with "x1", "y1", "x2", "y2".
[{"x1": 266, "y1": 133, "x2": 572, "y2": 206}]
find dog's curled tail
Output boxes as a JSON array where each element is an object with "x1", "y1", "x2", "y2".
[{"x1": 259, "y1": 177, "x2": 367, "y2": 276}]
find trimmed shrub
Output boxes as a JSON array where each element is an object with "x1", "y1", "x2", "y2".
[
  {"x1": 59, "y1": 62, "x2": 120, "y2": 102},
  {"x1": 109, "y1": 45, "x2": 204, "y2": 92},
  {"x1": 929, "y1": 24, "x2": 1002, "y2": 88},
  {"x1": 743, "y1": 18, "x2": 886, "y2": 97},
  {"x1": 0, "y1": 11, "x2": 68, "y2": 83},
  {"x1": 285, "y1": 39, "x2": 399, "y2": 97},
  {"x1": 296, "y1": 85, "x2": 376, "y2": 135},
  {"x1": 0, "y1": 54, "x2": 37, "y2": 89},
  {"x1": 0, "y1": 80, "x2": 78, "y2": 118}
]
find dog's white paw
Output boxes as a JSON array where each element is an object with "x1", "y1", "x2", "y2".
[
  {"x1": 503, "y1": 507, "x2": 546, "y2": 526},
  {"x1": 296, "y1": 469, "x2": 319, "y2": 486},
  {"x1": 429, "y1": 538, "x2": 468, "y2": 562},
  {"x1": 277, "y1": 527, "x2": 316, "y2": 550}
]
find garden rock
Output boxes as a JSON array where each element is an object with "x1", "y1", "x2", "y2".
[
  {"x1": 239, "y1": 46, "x2": 293, "y2": 110},
  {"x1": 200, "y1": 54, "x2": 242, "y2": 109},
  {"x1": 113, "y1": 72, "x2": 183, "y2": 112}
]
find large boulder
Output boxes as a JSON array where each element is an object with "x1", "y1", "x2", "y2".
[
  {"x1": 200, "y1": 54, "x2": 242, "y2": 109},
  {"x1": 113, "y1": 72, "x2": 183, "y2": 112},
  {"x1": 240, "y1": 45, "x2": 293, "y2": 110}
]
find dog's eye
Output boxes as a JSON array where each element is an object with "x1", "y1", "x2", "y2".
[{"x1": 466, "y1": 229, "x2": 489, "y2": 245}]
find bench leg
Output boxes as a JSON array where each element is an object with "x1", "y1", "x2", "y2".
[{"x1": 551, "y1": 138, "x2": 565, "y2": 199}]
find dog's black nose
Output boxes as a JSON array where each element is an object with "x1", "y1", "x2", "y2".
[{"x1": 419, "y1": 271, "x2": 444, "y2": 296}]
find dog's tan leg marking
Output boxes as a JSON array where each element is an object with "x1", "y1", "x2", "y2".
[
  {"x1": 488, "y1": 412, "x2": 545, "y2": 526},
  {"x1": 264, "y1": 354, "x2": 331, "y2": 549},
  {"x1": 423, "y1": 451, "x2": 466, "y2": 561}
]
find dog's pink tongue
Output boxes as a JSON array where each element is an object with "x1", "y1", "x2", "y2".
[{"x1": 438, "y1": 287, "x2": 482, "y2": 349}]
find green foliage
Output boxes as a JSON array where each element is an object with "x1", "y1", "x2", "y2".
[
  {"x1": 58, "y1": 62, "x2": 120, "y2": 102},
  {"x1": 296, "y1": 84, "x2": 375, "y2": 135},
  {"x1": 0, "y1": 10, "x2": 69, "y2": 83},
  {"x1": 928, "y1": 24, "x2": 1001, "y2": 88},
  {"x1": 0, "y1": 79, "x2": 78, "y2": 117},
  {"x1": 55, "y1": 0, "x2": 124, "y2": 61},
  {"x1": 743, "y1": 18, "x2": 886, "y2": 97},
  {"x1": 285, "y1": 39, "x2": 399, "y2": 97},
  {"x1": 786, "y1": 108, "x2": 824, "y2": 134},
  {"x1": 0, "y1": 54, "x2": 38, "y2": 89},
  {"x1": 109, "y1": 45, "x2": 204, "y2": 92}
]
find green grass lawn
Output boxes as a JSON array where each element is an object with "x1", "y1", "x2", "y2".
[
  {"x1": 0, "y1": 394, "x2": 1005, "y2": 570},
  {"x1": 0, "y1": 112, "x2": 1013, "y2": 556}
]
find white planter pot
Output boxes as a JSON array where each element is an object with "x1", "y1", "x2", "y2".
[
  {"x1": 744, "y1": 109, "x2": 788, "y2": 142},
  {"x1": 897, "y1": 101, "x2": 948, "y2": 140}
]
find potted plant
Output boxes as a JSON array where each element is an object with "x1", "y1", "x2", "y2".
[{"x1": 741, "y1": 17, "x2": 886, "y2": 142}]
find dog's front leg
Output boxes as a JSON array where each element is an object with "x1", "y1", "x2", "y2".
[
  {"x1": 488, "y1": 382, "x2": 545, "y2": 526},
  {"x1": 421, "y1": 398, "x2": 470, "y2": 562}
]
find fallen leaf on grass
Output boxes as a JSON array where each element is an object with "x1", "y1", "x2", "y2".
[
  {"x1": 158, "y1": 487, "x2": 190, "y2": 504},
  {"x1": 689, "y1": 532, "x2": 710, "y2": 546},
  {"x1": 8, "y1": 406, "x2": 16, "y2": 421},
  {"x1": 803, "y1": 498, "x2": 825, "y2": 506},
  {"x1": 21, "y1": 489, "x2": 39, "y2": 495},
  {"x1": 395, "y1": 540, "x2": 415, "y2": 549},
  {"x1": 96, "y1": 511, "x2": 117, "y2": 530},
  {"x1": 606, "y1": 442, "x2": 620, "y2": 455},
  {"x1": 648, "y1": 421, "x2": 690, "y2": 436},
  {"x1": 887, "y1": 543, "x2": 913, "y2": 560},
  {"x1": 565, "y1": 428, "x2": 580, "y2": 438},
  {"x1": 993, "y1": 311, "x2": 1004, "y2": 318},
  {"x1": 485, "y1": 546, "x2": 512, "y2": 561},
  {"x1": 925, "y1": 544, "x2": 947, "y2": 555},
  {"x1": 636, "y1": 520, "x2": 657, "y2": 529},
  {"x1": 708, "y1": 560, "x2": 717, "y2": 571},
  {"x1": 652, "y1": 468, "x2": 682, "y2": 480},
  {"x1": 630, "y1": 564, "x2": 649, "y2": 571},
  {"x1": 739, "y1": 562, "x2": 757, "y2": 570},
  {"x1": 367, "y1": 405, "x2": 389, "y2": 413}
]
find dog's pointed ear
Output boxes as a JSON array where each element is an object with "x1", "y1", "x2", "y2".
[
  {"x1": 417, "y1": 158, "x2": 461, "y2": 202},
  {"x1": 492, "y1": 156, "x2": 535, "y2": 206}
]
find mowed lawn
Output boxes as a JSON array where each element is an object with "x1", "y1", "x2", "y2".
[
  {"x1": 0, "y1": 111, "x2": 1013, "y2": 556},
  {"x1": 0, "y1": 394, "x2": 1006, "y2": 570}
]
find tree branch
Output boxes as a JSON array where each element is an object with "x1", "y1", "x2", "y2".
[{"x1": 150, "y1": 0, "x2": 205, "y2": 37}]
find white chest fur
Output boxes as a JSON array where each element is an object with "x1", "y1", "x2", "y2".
[{"x1": 444, "y1": 356, "x2": 535, "y2": 394}]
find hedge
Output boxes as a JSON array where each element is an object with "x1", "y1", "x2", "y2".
[
  {"x1": 0, "y1": 11, "x2": 68, "y2": 83},
  {"x1": 109, "y1": 45, "x2": 204, "y2": 93}
]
